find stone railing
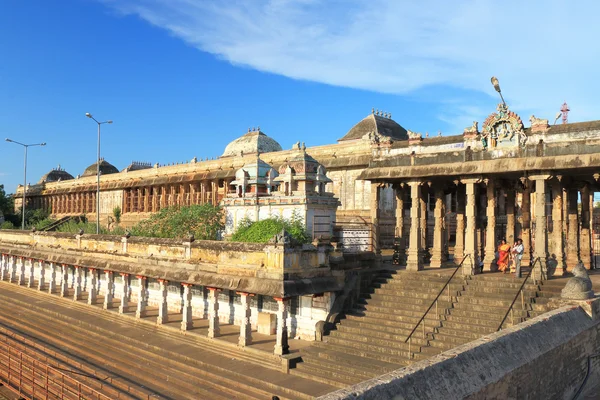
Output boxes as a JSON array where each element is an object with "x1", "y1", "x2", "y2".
[{"x1": 0, "y1": 230, "x2": 334, "y2": 297}]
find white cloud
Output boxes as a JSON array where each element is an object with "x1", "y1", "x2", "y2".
[{"x1": 102, "y1": 0, "x2": 600, "y2": 126}]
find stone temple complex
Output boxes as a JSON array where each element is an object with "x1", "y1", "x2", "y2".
[{"x1": 2, "y1": 102, "x2": 600, "y2": 398}]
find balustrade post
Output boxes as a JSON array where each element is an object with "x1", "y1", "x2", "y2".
[
  {"x1": 238, "y1": 292, "x2": 253, "y2": 346},
  {"x1": 135, "y1": 275, "x2": 148, "y2": 318},
  {"x1": 119, "y1": 273, "x2": 130, "y2": 314},
  {"x1": 103, "y1": 270, "x2": 114, "y2": 309},
  {"x1": 60, "y1": 264, "x2": 69, "y2": 297},
  {"x1": 73, "y1": 266, "x2": 82, "y2": 301},
  {"x1": 273, "y1": 297, "x2": 289, "y2": 355},
  {"x1": 87, "y1": 268, "x2": 98, "y2": 305},
  {"x1": 181, "y1": 283, "x2": 193, "y2": 331},
  {"x1": 157, "y1": 279, "x2": 169, "y2": 325},
  {"x1": 17, "y1": 257, "x2": 25, "y2": 285},
  {"x1": 207, "y1": 287, "x2": 220, "y2": 338},
  {"x1": 37, "y1": 259, "x2": 45, "y2": 290},
  {"x1": 48, "y1": 262, "x2": 57, "y2": 294},
  {"x1": 26, "y1": 258, "x2": 35, "y2": 288}
]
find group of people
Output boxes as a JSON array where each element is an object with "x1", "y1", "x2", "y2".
[{"x1": 496, "y1": 238, "x2": 524, "y2": 278}]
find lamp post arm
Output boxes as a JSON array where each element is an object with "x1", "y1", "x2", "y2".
[{"x1": 22, "y1": 145, "x2": 28, "y2": 230}]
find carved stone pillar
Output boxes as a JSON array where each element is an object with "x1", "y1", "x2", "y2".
[
  {"x1": 73, "y1": 266, "x2": 82, "y2": 301},
  {"x1": 26, "y1": 258, "x2": 35, "y2": 288},
  {"x1": 370, "y1": 182, "x2": 381, "y2": 255},
  {"x1": 506, "y1": 189, "x2": 516, "y2": 246},
  {"x1": 135, "y1": 276, "x2": 148, "y2": 318},
  {"x1": 48, "y1": 262, "x2": 57, "y2": 293},
  {"x1": 37, "y1": 260, "x2": 45, "y2": 290},
  {"x1": 0, "y1": 255, "x2": 7, "y2": 281},
  {"x1": 407, "y1": 180, "x2": 423, "y2": 271},
  {"x1": 274, "y1": 297, "x2": 290, "y2": 355},
  {"x1": 238, "y1": 292, "x2": 253, "y2": 347},
  {"x1": 60, "y1": 264, "x2": 69, "y2": 297},
  {"x1": 566, "y1": 189, "x2": 579, "y2": 270},
  {"x1": 119, "y1": 273, "x2": 130, "y2": 314},
  {"x1": 551, "y1": 180, "x2": 566, "y2": 275},
  {"x1": 463, "y1": 178, "x2": 480, "y2": 275},
  {"x1": 181, "y1": 283, "x2": 193, "y2": 331},
  {"x1": 157, "y1": 279, "x2": 169, "y2": 325},
  {"x1": 531, "y1": 175, "x2": 550, "y2": 279},
  {"x1": 395, "y1": 186, "x2": 406, "y2": 262},
  {"x1": 483, "y1": 179, "x2": 497, "y2": 272},
  {"x1": 420, "y1": 187, "x2": 429, "y2": 262},
  {"x1": 103, "y1": 271, "x2": 114, "y2": 309},
  {"x1": 521, "y1": 183, "x2": 532, "y2": 267},
  {"x1": 9, "y1": 256, "x2": 17, "y2": 283},
  {"x1": 580, "y1": 185, "x2": 592, "y2": 269},
  {"x1": 87, "y1": 268, "x2": 98, "y2": 304},
  {"x1": 207, "y1": 287, "x2": 220, "y2": 338},
  {"x1": 454, "y1": 185, "x2": 465, "y2": 262},
  {"x1": 430, "y1": 188, "x2": 446, "y2": 268}
]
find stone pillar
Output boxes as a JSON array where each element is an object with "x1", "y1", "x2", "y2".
[
  {"x1": 37, "y1": 260, "x2": 45, "y2": 290},
  {"x1": 135, "y1": 276, "x2": 147, "y2": 318},
  {"x1": 531, "y1": 175, "x2": 550, "y2": 279},
  {"x1": 566, "y1": 189, "x2": 579, "y2": 270},
  {"x1": 238, "y1": 292, "x2": 253, "y2": 347},
  {"x1": 506, "y1": 189, "x2": 516, "y2": 245},
  {"x1": 430, "y1": 188, "x2": 446, "y2": 268},
  {"x1": 103, "y1": 271, "x2": 114, "y2": 309},
  {"x1": 17, "y1": 258, "x2": 25, "y2": 286},
  {"x1": 157, "y1": 279, "x2": 169, "y2": 325},
  {"x1": 483, "y1": 179, "x2": 497, "y2": 272},
  {"x1": 26, "y1": 258, "x2": 35, "y2": 288},
  {"x1": 181, "y1": 283, "x2": 193, "y2": 331},
  {"x1": 454, "y1": 185, "x2": 465, "y2": 261},
  {"x1": 60, "y1": 265, "x2": 69, "y2": 297},
  {"x1": 580, "y1": 185, "x2": 592, "y2": 269},
  {"x1": 463, "y1": 178, "x2": 480, "y2": 275},
  {"x1": 207, "y1": 287, "x2": 220, "y2": 338},
  {"x1": 119, "y1": 273, "x2": 130, "y2": 313},
  {"x1": 73, "y1": 266, "x2": 82, "y2": 301},
  {"x1": 0, "y1": 255, "x2": 8, "y2": 281},
  {"x1": 406, "y1": 180, "x2": 423, "y2": 271},
  {"x1": 274, "y1": 297, "x2": 290, "y2": 355},
  {"x1": 395, "y1": 186, "x2": 406, "y2": 262},
  {"x1": 48, "y1": 262, "x2": 57, "y2": 293},
  {"x1": 370, "y1": 182, "x2": 381, "y2": 255},
  {"x1": 551, "y1": 180, "x2": 566, "y2": 275},
  {"x1": 420, "y1": 187, "x2": 429, "y2": 261},
  {"x1": 87, "y1": 268, "x2": 98, "y2": 304},
  {"x1": 521, "y1": 183, "x2": 532, "y2": 267}
]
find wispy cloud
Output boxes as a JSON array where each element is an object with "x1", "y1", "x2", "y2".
[{"x1": 102, "y1": 0, "x2": 600, "y2": 125}]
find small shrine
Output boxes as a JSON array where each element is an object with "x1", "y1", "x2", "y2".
[
  {"x1": 480, "y1": 103, "x2": 527, "y2": 149},
  {"x1": 221, "y1": 149, "x2": 339, "y2": 239}
]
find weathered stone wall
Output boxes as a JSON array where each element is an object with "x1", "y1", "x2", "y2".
[
  {"x1": 0, "y1": 230, "x2": 339, "y2": 297},
  {"x1": 320, "y1": 300, "x2": 600, "y2": 400}
]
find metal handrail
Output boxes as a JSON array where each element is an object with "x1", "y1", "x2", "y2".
[
  {"x1": 496, "y1": 257, "x2": 542, "y2": 331},
  {"x1": 404, "y1": 254, "x2": 472, "y2": 357}
]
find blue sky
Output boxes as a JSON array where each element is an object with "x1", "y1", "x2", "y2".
[{"x1": 1, "y1": 0, "x2": 599, "y2": 193}]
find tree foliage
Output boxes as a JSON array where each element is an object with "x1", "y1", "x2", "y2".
[
  {"x1": 231, "y1": 213, "x2": 310, "y2": 244},
  {"x1": 0, "y1": 185, "x2": 13, "y2": 217},
  {"x1": 131, "y1": 204, "x2": 224, "y2": 240}
]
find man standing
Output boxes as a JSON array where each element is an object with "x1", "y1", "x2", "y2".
[{"x1": 512, "y1": 239, "x2": 524, "y2": 278}]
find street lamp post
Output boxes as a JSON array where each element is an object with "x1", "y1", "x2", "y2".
[
  {"x1": 5, "y1": 139, "x2": 46, "y2": 230},
  {"x1": 490, "y1": 76, "x2": 507, "y2": 106},
  {"x1": 85, "y1": 113, "x2": 113, "y2": 234}
]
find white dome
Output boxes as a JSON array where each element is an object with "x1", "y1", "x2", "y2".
[{"x1": 221, "y1": 130, "x2": 282, "y2": 158}]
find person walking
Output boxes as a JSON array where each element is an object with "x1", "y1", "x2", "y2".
[
  {"x1": 497, "y1": 239, "x2": 511, "y2": 273},
  {"x1": 512, "y1": 239, "x2": 524, "y2": 278}
]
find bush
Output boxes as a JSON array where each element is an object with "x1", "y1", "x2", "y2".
[
  {"x1": 113, "y1": 206, "x2": 121, "y2": 224},
  {"x1": 231, "y1": 213, "x2": 310, "y2": 244},
  {"x1": 131, "y1": 204, "x2": 224, "y2": 240},
  {"x1": 56, "y1": 221, "x2": 108, "y2": 234},
  {"x1": 0, "y1": 221, "x2": 15, "y2": 230}
]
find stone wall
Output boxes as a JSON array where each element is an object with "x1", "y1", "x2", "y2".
[{"x1": 320, "y1": 299, "x2": 600, "y2": 400}]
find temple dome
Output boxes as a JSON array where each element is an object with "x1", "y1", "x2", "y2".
[
  {"x1": 339, "y1": 111, "x2": 408, "y2": 142},
  {"x1": 38, "y1": 165, "x2": 74, "y2": 183},
  {"x1": 221, "y1": 128, "x2": 282, "y2": 158},
  {"x1": 82, "y1": 159, "x2": 119, "y2": 177}
]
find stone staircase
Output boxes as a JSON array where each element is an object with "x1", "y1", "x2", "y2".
[{"x1": 291, "y1": 267, "x2": 565, "y2": 388}]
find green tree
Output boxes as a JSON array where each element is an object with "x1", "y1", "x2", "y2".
[
  {"x1": 231, "y1": 213, "x2": 310, "y2": 244},
  {"x1": 113, "y1": 206, "x2": 122, "y2": 224},
  {"x1": 131, "y1": 204, "x2": 224, "y2": 240},
  {"x1": 0, "y1": 184, "x2": 14, "y2": 217}
]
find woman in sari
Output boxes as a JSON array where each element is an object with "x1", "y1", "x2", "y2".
[{"x1": 497, "y1": 239, "x2": 511, "y2": 273}]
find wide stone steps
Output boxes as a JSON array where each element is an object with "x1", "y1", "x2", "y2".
[
  {"x1": 362, "y1": 289, "x2": 461, "y2": 301},
  {"x1": 333, "y1": 325, "x2": 428, "y2": 345},
  {"x1": 326, "y1": 336, "x2": 414, "y2": 358},
  {"x1": 357, "y1": 296, "x2": 454, "y2": 309},
  {"x1": 344, "y1": 313, "x2": 444, "y2": 329},
  {"x1": 431, "y1": 326, "x2": 487, "y2": 341},
  {"x1": 339, "y1": 319, "x2": 427, "y2": 338},
  {"x1": 305, "y1": 346, "x2": 403, "y2": 372},
  {"x1": 438, "y1": 319, "x2": 498, "y2": 335},
  {"x1": 308, "y1": 341, "x2": 413, "y2": 364},
  {"x1": 0, "y1": 282, "x2": 327, "y2": 399}
]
